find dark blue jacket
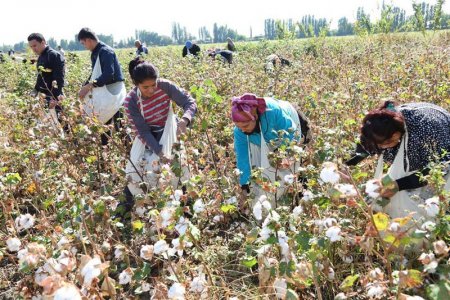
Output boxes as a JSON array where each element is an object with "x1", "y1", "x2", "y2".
[
  {"x1": 136, "y1": 45, "x2": 148, "y2": 56},
  {"x1": 36, "y1": 46, "x2": 65, "y2": 98},
  {"x1": 90, "y1": 41, "x2": 124, "y2": 87}
]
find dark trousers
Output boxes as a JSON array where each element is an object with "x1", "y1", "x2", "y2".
[{"x1": 101, "y1": 110, "x2": 123, "y2": 146}]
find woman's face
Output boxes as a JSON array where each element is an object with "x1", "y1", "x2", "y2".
[
  {"x1": 235, "y1": 119, "x2": 257, "y2": 133},
  {"x1": 138, "y1": 79, "x2": 157, "y2": 98},
  {"x1": 376, "y1": 131, "x2": 403, "y2": 149}
]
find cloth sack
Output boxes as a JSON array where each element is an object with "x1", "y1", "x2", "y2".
[
  {"x1": 374, "y1": 129, "x2": 450, "y2": 222},
  {"x1": 250, "y1": 99, "x2": 302, "y2": 207},
  {"x1": 83, "y1": 56, "x2": 126, "y2": 124},
  {"x1": 125, "y1": 92, "x2": 189, "y2": 195}
]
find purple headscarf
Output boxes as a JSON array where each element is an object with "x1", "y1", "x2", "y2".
[{"x1": 231, "y1": 93, "x2": 267, "y2": 122}]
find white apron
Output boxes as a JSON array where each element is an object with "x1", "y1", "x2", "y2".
[
  {"x1": 249, "y1": 100, "x2": 302, "y2": 207},
  {"x1": 83, "y1": 56, "x2": 126, "y2": 124},
  {"x1": 125, "y1": 91, "x2": 189, "y2": 195},
  {"x1": 374, "y1": 129, "x2": 450, "y2": 222}
]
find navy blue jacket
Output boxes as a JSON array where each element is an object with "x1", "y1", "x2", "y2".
[
  {"x1": 35, "y1": 46, "x2": 65, "y2": 98},
  {"x1": 90, "y1": 41, "x2": 124, "y2": 87}
]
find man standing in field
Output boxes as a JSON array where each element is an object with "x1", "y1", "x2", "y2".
[
  {"x1": 28, "y1": 33, "x2": 65, "y2": 116},
  {"x1": 134, "y1": 40, "x2": 148, "y2": 56},
  {"x1": 77, "y1": 27, "x2": 126, "y2": 146}
]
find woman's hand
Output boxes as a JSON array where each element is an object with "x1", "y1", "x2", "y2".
[
  {"x1": 177, "y1": 117, "x2": 189, "y2": 138},
  {"x1": 375, "y1": 175, "x2": 399, "y2": 198}
]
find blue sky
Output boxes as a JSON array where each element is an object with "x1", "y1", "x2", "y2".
[{"x1": 1, "y1": 0, "x2": 448, "y2": 45}]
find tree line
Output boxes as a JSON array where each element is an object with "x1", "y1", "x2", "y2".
[{"x1": 1, "y1": 1, "x2": 449, "y2": 52}]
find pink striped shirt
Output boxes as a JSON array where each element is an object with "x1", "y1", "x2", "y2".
[{"x1": 123, "y1": 79, "x2": 197, "y2": 154}]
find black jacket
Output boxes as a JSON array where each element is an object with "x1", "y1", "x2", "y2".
[
  {"x1": 35, "y1": 46, "x2": 65, "y2": 98},
  {"x1": 182, "y1": 44, "x2": 201, "y2": 57}
]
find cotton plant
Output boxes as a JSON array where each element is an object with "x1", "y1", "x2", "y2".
[{"x1": 80, "y1": 256, "x2": 104, "y2": 287}]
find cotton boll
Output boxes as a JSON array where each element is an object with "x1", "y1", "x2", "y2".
[
  {"x1": 193, "y1": 199, "x2": 205, "y2": 213},
  {"x1": 53, "y1": 284, "x2": 82, "y2": 300},
  {"x1": 118, "y1": 268, "x2": 133, "y2": 285},
  {"x1": 140, "y1": 245, "x2": 154, "y2": 261},
  {"x1": 424, "y1": 197, "x2": 440, "y2": 217},
  {"x1": 253, "y1": 202, "x2": 263, "y2": 221},
  {"x1": 15, "y1": 214, "x2": 35, "y2": 231},
  {"x1": 154, "y1": 240, "x2": 169, "y2": 255},
  {"x1": 325, "y1": 226, "x2": 342, "y2": 242},
  {"x1": 168, "y1": 282, "x2": 185, "y2": 299},
  {"x1": 365, "y1": 179, "x2": 380, "y2": 198},
  {"x1": 6, "y1": 237, "x2": 21, "y2": 252},
  {"x1": 284, "y1": 174, "x2": 295, "y2": 184},
  {"x1": 319, "y1": 162, "x2": 340, "y2": 184}
]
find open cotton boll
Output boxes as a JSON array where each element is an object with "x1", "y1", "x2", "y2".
[
  {"x1": 424, "y1": 197, "x2": 440, "y2": 217},
  {"x1": 319, "y1": 162, "x2": 340, "y2": 184},
  {"x1": 284, "y1": 174, "x2": 295, "y2": 184},
  {"x1": 6, "y1": 237, "x2": 21, "y2": 252},
  {"x1": 366, "y1": 283, "x2": 385, "y2": 299},
  {"x1": 190, "y1": 273, "x2": 207, "y2": 293},
  {"x1": 193, "y1": 199, "x2": 205, "y2": 213},
  {"x1": 365, "y1": 180, "x2": 380, "y2": 198},
  {"x1": 175, "y1": 217, "x2": 190, "y2": 236},
  {"x1": 334, "y1": 183, "x2": 357, "y2": 197},
  {"x1": 154, "y1": 240, "x2": 169, "y2": 255},
  {"x1": 253, "y1": 202, "x2": 263, "y2": 221},
  {"x1": 81, "y1": 257, "x2": 102, "y2": 286},
  {"x1": 325, "y1": 226, "x2": 342, "y2": 242},
  {"x1": 302, "y1": 190, "x2": 315, "y2": 201},
  {"x1": 53, "y1": 283, "x2": 82, "y2": 300},
  {"x1": 168, "y1": 282, "x2": 186, "y2": 299},
  {"x1": 118, "y1": 268, "x2": 133, "y2": 285},
  {"x1": 140, "y1": 245, "x2": 154, "y2": 261},
  {"x1": 292, "y1": 206, "x2": 303, "y2": 219},
  {"x1": 15, "y1": 214, "x2": 35, "y2": 231}
]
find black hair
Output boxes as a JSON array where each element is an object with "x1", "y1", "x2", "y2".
[
  {"x1": 77, "y1": 28, "x2": 98, "y2": 41},
  {"x1": 27, "y1": 33, "x2": 45, "y2": 43},
  {"x1": 128, "y1": 57, "x2": 159, "y2": 84},
  {"x1": 360, "y1": 100, "x2": 405, "y2": 153}
]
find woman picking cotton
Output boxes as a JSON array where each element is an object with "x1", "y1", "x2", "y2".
[
  {"x1": 232, "y1": 93, "x2": 310, "y2": 209},
  {"x1": 124, "y1": 58, "x2": 197, "y2": 200},
  {"x1": 346, "y1": 101, "x2": 450, "y2": 220}
]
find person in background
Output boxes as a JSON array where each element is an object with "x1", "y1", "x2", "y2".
[
  {"x1": 77, "y1": 27, "x2": 126, "y2": 146},
  {"x1": 207, "y1": 48, "x2": 233, "y2": 64},
  {"x1": 8, "y1": 49, "x2": 14, "y2": 56},
  {"x1": 135, "y1": 40, "x2": 148, "y2": 56},
  {"x1": 264, "y1": 54, "x2": 291, "y2": 73},
  {"x1": 57, "y1": 45, "x2": 65, "y2": 58},
  {"x1": 226, "y1": 37, "x2": 236, "y2": 52},
  {"x1": 27, "y1": 33, "x2": 65, "y2": 122},
  {"x1": 182, "y1": 41, "x2": 201, "y2": 58}
]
